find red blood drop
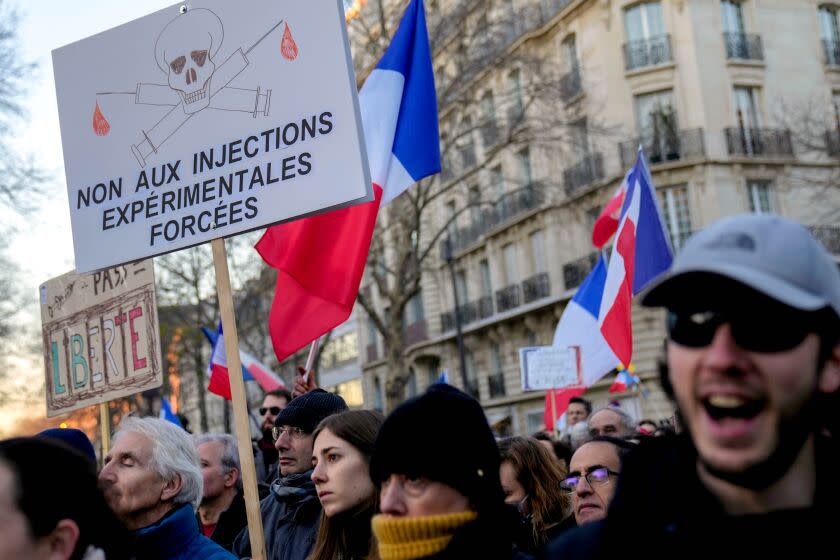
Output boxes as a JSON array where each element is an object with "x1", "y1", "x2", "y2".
[
  {"x1": 281, "y1": 23, "x2": 298, "y2": 61},
  {"x1": 93, "y1": 101, "x2": 111, "y2": 136}
]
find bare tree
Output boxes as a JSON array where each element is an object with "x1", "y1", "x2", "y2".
[{"x1": 350, "y1": 0, "x2": 611, "y2": 409}]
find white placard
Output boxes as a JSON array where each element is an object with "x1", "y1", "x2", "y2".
[
  {"x1": 520, "y1": 346, "x2": 582, "y2": 391},
  {"x1": 53, "y1": 0, "x2": 372, "y2": 272}
]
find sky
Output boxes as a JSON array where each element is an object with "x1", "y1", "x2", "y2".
[{"x1": 1, "y1": 1, "x2": 176, "y2": 433}]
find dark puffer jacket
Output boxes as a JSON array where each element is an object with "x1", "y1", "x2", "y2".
[
  {"x1": 134, "y1": 503, "x2": 235, "y2": 560},
  {"x1": 232, "y1": 473, "x2": 321, "y2": 560}
]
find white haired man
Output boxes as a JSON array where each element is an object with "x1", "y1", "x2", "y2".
[
  {"x1": 195, "y1": 433, "x2": 247, "y2": 551},
  {"x1": 99, "y1": 417, "x2": 235, "y2": 559},
  {"x1": 587, "y1": 406, "x2": 636, "y2": 439}
]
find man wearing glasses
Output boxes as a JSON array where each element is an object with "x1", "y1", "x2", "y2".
[
  {"x1": 548, "y1": 214, "x2": 840, "y2": 557},
  {"x1": 561, "y1": 437, "x2": 635, "y2": 526},
  {"x1": 254, "y1": 388, "x2": 293, "y2": 489},
  {"x1": 234, "y1": 389, "x2": 347, "y2": 560}
]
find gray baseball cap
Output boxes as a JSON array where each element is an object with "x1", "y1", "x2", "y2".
[{"x1": 641, "y1": 213, "x2": 840, "y2": 318}]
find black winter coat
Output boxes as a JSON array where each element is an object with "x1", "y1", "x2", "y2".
[{"x1": 544, "y1": 433, "x2": 839, "y2": 559}]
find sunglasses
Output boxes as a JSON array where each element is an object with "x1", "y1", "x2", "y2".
[
  {"x1": 667, "y1": 306, "x2": 814, "y2": 353},
  {"x1": 259, "y1": 406, "x2": 282, "y2": 416}
]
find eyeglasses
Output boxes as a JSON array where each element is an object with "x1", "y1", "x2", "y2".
[
  {"x1": 666, "y1": 306, "x2": 813, "y2": 353},
  {"x1": 560, "y1": 466, "x2": 618, "y2": 493},
  {"x1": 259, "y1": 406, "x2": 282, "y2": 416},
  {"x1": 272, "y1": 426, "x2": 308, "y2": 441}
]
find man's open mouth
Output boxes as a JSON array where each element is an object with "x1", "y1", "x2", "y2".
[{"x1": 702, "y1": 394, "x2": 766, "y2": 420}]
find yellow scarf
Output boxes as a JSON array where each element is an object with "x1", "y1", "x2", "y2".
[{"x1": 371, "y1": 511, "x2": 478, "y2": 560}]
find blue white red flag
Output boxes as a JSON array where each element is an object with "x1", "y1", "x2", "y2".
[
  {"x1": 160, "y1": 397, "x2": 183, "y2": 428},
  {"x1": 609, "y1": 365, "x2": 641, "y2": 393},
  {"x1": 255, "y1": 0, "x2": 439, "y2": 362},
  {"x1": 207, "y1": 322, "x2": 286, "y2": 400},
  {"x1": 598, "y1": 147, "x2": 673, "y2": 367}
]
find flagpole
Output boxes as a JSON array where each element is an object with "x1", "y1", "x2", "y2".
[
  {"x1": 550, "y1": 389, "x2": 559, "y2": 439},
  {"x1": 99, "y1": 402, "x2": 110, "y2": 460},
  {"x1": 302, "y1": 336, "x2": 320, "y2": 384},
  {"x1": 211, "y1": 238, "x2": 267, "y2": 560}
]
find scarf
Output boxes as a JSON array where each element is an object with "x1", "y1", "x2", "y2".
[
  {"x1": 271, "y1": 470, "x2": 315, "y2": 501},
  {"x1": 372, "y1": 511, "x2": 477, "y2": 560}
]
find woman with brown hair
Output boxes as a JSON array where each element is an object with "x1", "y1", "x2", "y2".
[
  {"x1": 308, "y1": 409, "x2": 384, "y2": 560},
  {"x1": 498, "y1": 436, "x2": 574, "y2": 555}
]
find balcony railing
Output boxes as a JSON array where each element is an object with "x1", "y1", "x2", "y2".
[
  {"x1": 402, "y1": 320, "x2": 428, "y2": 346},
  {"x1": 496, "y1": 284, "x2": 522, "y2": 313},
  {"x1": 563, "y1": 252, "x2": 599, "y2": 291},
  {"x1": 446, "y1": 184, "x2": 545, "y2": 253},
  {"x1": 564, "y1": 153, "x2": 604, "y2": 196},
  {"x1": 440, "y1": 295, "x2": 495, "y2": 332},
  {"x1": 824, "y1": 39, "x2": 840, "y2": 66},
  {"x1": 623, "y1": 34, "x2": 672, "y2": 71},
  {"x1": 488, "y1": 371, "x2": 506, "y2": 398},
  {"x1": 559, "y1": 66, "x2": 582, "y2": 102},
  {"x1": 826, "y1": 130, "x2": 840, "y2": 156},
  {"x1": 619, "y1": 127, "x2": 706, "y2": 169},
  {"x1": 725, "y1": 127, "x2": 793, "y2": 158},
  {"x1": 808, "y1": 226, "x2": 840, "y2": 255},
  {"x1": 366, "y1": 343, "x2": 378, "y2": 363},
  {"x1": 522, "y1": 272, "x2": 550, "y2": 303},
  {"x1": 723, "y1": 32, "x2": 763, "y2": 61}
]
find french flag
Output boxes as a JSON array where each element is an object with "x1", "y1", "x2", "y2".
[
  {"x1": 255, "y1": 0, "x2": 439, "y2": 363},
  {"x1": 598, "y1": 147, "x2": 673, "y2": 367},
  {"x1": 207, "y1": 323, "x2": 286, "y2": 400},
  {"x1": 609, "y1": 366, "x2": 640, "y2": 393},
  {"x1": 591, "y1": 175, "x2": 627, "y2": 249}
]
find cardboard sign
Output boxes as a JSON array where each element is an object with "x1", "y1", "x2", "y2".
[
  {"x1": 520, "y1": 346, "x2": 582, "y2": 391},
  {"x1": 53, "y1": 0, "x2": 372, "y2": 272},
  {"x1": 39, "y1": 260, "x2": 162, "y2": 417}
]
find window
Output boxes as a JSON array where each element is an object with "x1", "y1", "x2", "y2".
[
  {"x1": 570, "y1": 118, "x2": 590, "y2": 155},
  {"x1": 455, "y1": 270, "x2": 469, "y2": 304},
  {"x1": 624, "y1": 2, "x2": 665, "y2": 41},
  {"x1": 733, "y1": 86, "x2": 762, "y2": 154},
  {"x1": 635, "y1": 90, "x2": 678, "y2": 160},
  {"x1": 530, "y1": 230, "x2": 546, "y2": 273},
  {"x1": 491, "y1": 346, "x2": 504, "y2": 374},
  {"x1": 491, "y1": 165, "x2": 505, "y2": 210},
  {"x1": 372, "y1": 376, "x2": 383, "y2": 412},
  {"x1": 503, "y1": 243, "x2": 519, "y2": 285},
  {"x1": 404, "y1": 291, "x2": 425, "y2": 324},
  {"x1": 480, "y1": 259, "x2": 492, "y2": 297},
  {"x1": 464, "y1": 351, "x2": 479, "y2": 398},
  {"x1": 562, "y1": 35, "x2": 579, "y2": 73},
  {"x1": 459, "y1": 115, "x2": 477, "y2": 169},
  {"x1": 445, "y1": 200, "x2": 457, "y2": 238},
  {"x1": 469, "y1": 186, "x2": 482, "y2": 225},
  {"x1": 406, "y1": 368, "x2": 418, "y2": 398},
  {"x1": 508, "y1": 69, "x2": 524, "y2": 120},
  {"x1": 720, "y1": 1, "x2": 746, "y2": 33},
  {"x1": 517, "y1": 148, "x2": 533, "y2": 188},
  {"x1": 526, "y1": 409, "x2": 545, "y2": 434},
  {"x1": 747, "y1": 180, "x2": 773, "y2": 213},
  {"x1": 658, "y1": 185, "x2": 693, "y2": 251},
  {"x1": 480, "y1": 91, "x2": 498, "y2": 147},
  {"x1": 824, "y1": 7, "x2": 840, "y2": 66},
  {"x1": 367, "y1": 317, "x2": 378, "y2": 348}
]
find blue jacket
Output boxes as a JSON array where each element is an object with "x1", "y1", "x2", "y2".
[{"x1": 134, "y1": 503, "x2": 236, "y2": 560}]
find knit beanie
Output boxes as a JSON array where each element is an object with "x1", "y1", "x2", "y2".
[
  {"x1": 274, "y1": 389, "x2": 348, "y2": 433},
  {"x1": 36, "y1": 428, "x2": 96, "y2": 463},
  {"x1": 369, "y1": 384, "x2": 503, "y2": 514}
]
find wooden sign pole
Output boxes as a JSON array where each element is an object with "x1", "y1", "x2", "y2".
[
  {"x1": 99, "y1": 402, "x2": 111, "y2": 458},
  {"x1": 211, "y1": 238, "x2": 267, "y2": 560}
]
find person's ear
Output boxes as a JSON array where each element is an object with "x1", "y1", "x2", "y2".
[
  {"x1": 46, "y1": 519, "x2": 80, "y2": 560},
  {"x1": 224, "y1": 467, "x2": 239, "y2": 489},
  {"x1": 819, "y1": 341, "x2": 840, "y2": 393},
  {"x1": 161, "y1": 473, "x2": 183, "y2": 502}
]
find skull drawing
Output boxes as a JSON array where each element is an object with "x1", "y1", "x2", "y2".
[{"x1": 154, "y1": 9, "x2": 224, "y2": 114}]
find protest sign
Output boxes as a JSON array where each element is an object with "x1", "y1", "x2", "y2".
[
  {"x1": 520, "y1": 346, "x2": 582, "y2": 391},
  {"x1": 39, "y1": 260, "x2": 162, "y2": 417},
  {"x1": 53, "y1": 0, "x2": 372, "y2": 272}
]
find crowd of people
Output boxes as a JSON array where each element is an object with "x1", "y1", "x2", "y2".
[{"x1": 2, "y1": 212, "x2": 836, "y2": 559}]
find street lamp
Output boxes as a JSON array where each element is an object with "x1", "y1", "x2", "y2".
[{"x1": 442, "y1": 236, "x2": 469, "y2": 393}]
